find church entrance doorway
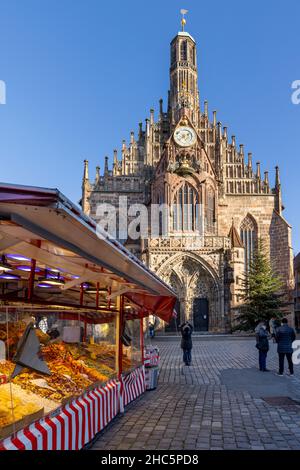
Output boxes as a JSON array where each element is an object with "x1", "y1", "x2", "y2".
[{"x1": 193, "y1": 298, "x2": 209, "y2": 332}]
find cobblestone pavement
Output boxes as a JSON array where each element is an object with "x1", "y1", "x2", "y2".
[{"x1": 91, "y1": 337, "x2": 300, "y2": 450}]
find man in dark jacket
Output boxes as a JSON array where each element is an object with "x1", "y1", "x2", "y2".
[
  {"x1": 180, "y1": 321, "x2": 193, "y2": 366},
  {"x1": 275, "y1": 318, "x2": 296, "y2": 376}
]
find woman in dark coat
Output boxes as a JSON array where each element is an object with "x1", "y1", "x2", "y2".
[
  {"x1": 180, "y1": 321, "x2": 193, "y2": 366},
  {"x1": 255, "y1": 322, "x2": 270, "y2": 372}
]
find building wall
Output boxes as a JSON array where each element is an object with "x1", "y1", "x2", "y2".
[{"x1": 218, "y1": 194, "x2": 276, "y2": 241}]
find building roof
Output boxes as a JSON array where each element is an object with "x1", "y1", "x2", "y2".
[{"x1": 171, "y1": 31, "x2": 196, "y2": 43}]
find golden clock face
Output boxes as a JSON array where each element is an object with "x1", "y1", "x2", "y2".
[{"x1": 174, "y1": 126, "x2": 197, "y2": 147}]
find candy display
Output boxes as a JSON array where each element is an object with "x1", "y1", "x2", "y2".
[
  {"x1": 121, "y1": 319, "x2": 143, "y2": 372},
  {"x1": 0, "y1": 321, "x2": 27, "y2": 359},
  {"x1": 0, "y1": 316, "x2": 121, "y2": 438},
  {"x1": 0, "y1": 340, "x2": 118, "y2": 406},
  {"x1": 0, "y1": 313, "x2": 143, "y2": 442},
  {"x1": 0, "y1": 383, "x2": 44, "y2": 439}
]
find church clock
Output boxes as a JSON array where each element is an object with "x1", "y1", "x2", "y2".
[{"x1": 174, "y1": 126, "x2": 197, "y2": 147}]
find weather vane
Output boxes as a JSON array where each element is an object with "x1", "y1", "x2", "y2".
[{"x1": 180, "y1": 9, "x2": 188, "y2": 32}]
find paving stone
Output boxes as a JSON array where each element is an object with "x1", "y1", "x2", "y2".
[{"x1": 90, "y1": 337, "x2": 300, "y2": 451}]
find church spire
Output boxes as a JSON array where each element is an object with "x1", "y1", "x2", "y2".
[
  {"x1": 83, "y1": 159, "x2": 89, "y2": 181},
  {"x1": 275, "y1": 165, "x2": 281, "y2": 187},
  {"x1": 275, "y1": 166, "x2": 282, "y2": 215},
  {"x1": 81, "y1": 160, "x2": 91, "y2": 214},
  {"x1": 104, "y1": 156, "x2": 109, "y2": 177},
  {"x1": 169, "y1": 11, "x2": 200, "y2": 126}
]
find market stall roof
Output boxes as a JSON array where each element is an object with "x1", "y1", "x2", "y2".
[{"x1": 0, "y1": 182, "x2": 177, "y2": 322}]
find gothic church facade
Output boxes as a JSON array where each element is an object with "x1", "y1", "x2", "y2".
[{"x1": 81, "y1": 21, "x2": 294, "y2": 332}]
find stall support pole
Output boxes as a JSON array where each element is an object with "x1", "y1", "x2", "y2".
[
  {"x1": 96, "y1": 282, "x2": 99, "y2": 310},
  {"x1": 27, "y1": 258, "x2": 36, "y2": 301},
  {"x1": 27, "y1": 240, "x2": 41, "y2": 301},
  {"x1": 115, "y1": 295, "x2": 123, "y2": 380},
  {"x1": 119, "y1": 295, "x2": 124, "y2": 378},
  {"x1": 83, "y1": 319, "x2": 87, "y2": 343},
  {"x1": 140, "y1": 317, "x2": 145, "y2": 365},
  {"x1": 80, "y1": 283, "x2": 84, "y2": 306}
]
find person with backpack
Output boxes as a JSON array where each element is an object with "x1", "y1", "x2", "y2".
[
  {"x1": 255, "y1": 321, "x2": 270, "y2": 372},
  {"x1": 180, "y1": 321, "x2": 193, "y2": 366}
]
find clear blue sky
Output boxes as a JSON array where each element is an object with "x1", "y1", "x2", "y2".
[{"x1": 0, "y1": 0, "x2": 299, "y2": 252}]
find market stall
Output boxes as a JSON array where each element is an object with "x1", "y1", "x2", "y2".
[{"x1": 0, "y1": 183, "x2": 176, "y2": 450}]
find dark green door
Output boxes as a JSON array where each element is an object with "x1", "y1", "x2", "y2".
[{"x1": 193, "y1": 298, "x2": 209, "y2": 331}]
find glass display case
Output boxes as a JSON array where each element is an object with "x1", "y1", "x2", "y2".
[
  {"x1": 0, "y1": 309, "x2": 117, "y2": 440},
  {"x1": 122, "y1": 318, "x2": 142, "y2": 373}
]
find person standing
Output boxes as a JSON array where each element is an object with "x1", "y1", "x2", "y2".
[
  {"x1": 149, "y1": 322, "x2": 155, "y2": 339},
  {"x1": 255, "y1": 322, "x2": 270, "y2": 372},
  {"x1": 180, "y1": 321, "x2": 193, "y2": 366},
  {"x1": 275, "y1": 318, "x2": 296, "y2": 376}
]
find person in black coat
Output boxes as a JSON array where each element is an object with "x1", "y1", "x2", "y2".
[
  {"x1": 179, "y1": 321, "x2": 193, "y2": 366},
  {"x1": 255, "y1": 322, "x2": 270, "y2": 372},
  {"x1": 149, "y1": 322, "x2": 155, "y2": 339},
  {"x1": 275, "y1": 318, "x2": 296, "y2": 376}
]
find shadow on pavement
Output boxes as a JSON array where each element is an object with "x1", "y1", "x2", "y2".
[{"x1": 220, "y1": 367, "x2": 300, "y2": 401}]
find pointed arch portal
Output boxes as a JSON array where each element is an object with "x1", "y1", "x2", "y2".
[{"x1": 156, "y1": 252, "x2": 222, "y2": 332}]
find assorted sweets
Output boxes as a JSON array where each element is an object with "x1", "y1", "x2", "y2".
[
  {"x1": 121, "y1": 319, "x2": 143, "y2": 372},
  {"x1": 0, "y1": 384, "x2": 43, "y2": 425},
  {"x1": 0, "y1": 320, "x2": 118, "y2": 425},
  {"x1": 0, "y1": 339, "x2": 118, "y2": 404},
  {"x1": 0, "y1": 384, "x2": 44, "y2": 438},
  {"x1": 0, "y1": 316, "x2": 142, "y2": 436},
  {"x1": 0, "y1": 321, "x2": 27, "y2": 359}
]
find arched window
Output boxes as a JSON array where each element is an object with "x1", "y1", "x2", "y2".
[
  {"x1": 206, "y1": 187, "x2": 215, "y2": 233},
  {"x1": 173, "y1": 183, "x2": 200, "y2": 232},
  {"x1": 180, "y1": 41, "x2": 187, "y2": 61},
  {"x1": 157, "y1": 193, "x2": 164, "y2": 236},
  {"x1": 240, "y1": 215, "x2": 258, "y2": 271},
  {"x1": 171, "y1": 44, "x2": 176, "y2": 64}
]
